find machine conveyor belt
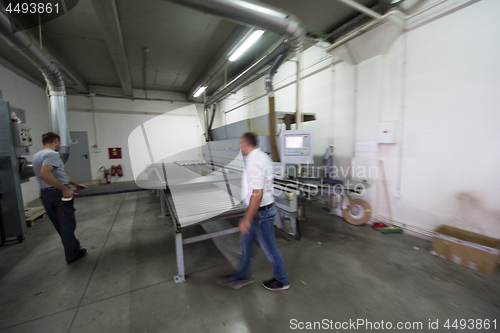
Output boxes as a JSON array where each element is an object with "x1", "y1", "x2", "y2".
[{"x1": 165, "y1": 184, "x2": 245, "y2": 228}]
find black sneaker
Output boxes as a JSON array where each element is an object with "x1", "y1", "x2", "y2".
[
  {"x1": 67, "y1": 248, "x2": 87, "y2": 265},
  {"x1": 216, "y1": 275, "x2": 254, "y2": 289},
  {"x1": 262, "y1": 278, "x2": 290, "y2": 291}
]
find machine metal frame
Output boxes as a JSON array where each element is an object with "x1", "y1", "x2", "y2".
[{"x1": 163, "y1": 187, "x2": 244, "y2": 283}]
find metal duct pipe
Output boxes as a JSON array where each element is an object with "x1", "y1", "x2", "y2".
[
  {"x1": 168, "y1": 0, "x2": 306, "y2": 148},
  {"x1": 0, "y1": 10, "x2": 70, "y2": 162},
  {"x1": 164, "y1": 0, "x2": 305, "y2": 50},
  {"x1": 207, "y1": 42, "x2": 291, "y2": 105},
  {"x1": 207, "y1": 104, "x2": 217, "y2": 141},
  {"x1": 205, "y1": 42, "x2": 290, "y2": 140},
  {"x1": 265, "y1": 52, "x2": 288, "y2": 97},
  {"x1": 266, "y1": 52, "x2": 288, "y2": 162}
]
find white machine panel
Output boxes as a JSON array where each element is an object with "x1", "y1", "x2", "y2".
[
  {"x1": 11, "y1": 123, "x2": 32, "y2": 147},
  {"x1": 280, "y1": 130, "x2": 313, "y2": 165}
]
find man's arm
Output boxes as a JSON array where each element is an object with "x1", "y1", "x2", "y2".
[
  {"x1": 39, "y1": 165, "x2": 77, "y2": 198},
  {"x1": 66, "y1": 174, "x2": 88, "y2": 189},
  {"x1": 239, "y1": 189, "x2": 263, "y2": 234}
]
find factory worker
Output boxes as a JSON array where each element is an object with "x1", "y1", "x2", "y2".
[
  {"x1": 32, "y1": 132, "x2": 87, "y2": 264},
  {"x1": 217, "y1": 132, "x2": 289, "y2": 291}
]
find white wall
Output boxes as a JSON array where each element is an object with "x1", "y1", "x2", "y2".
[
  {"x1": 0, "y1": 64, "x2": 51, "y2": 204},
  {"x1": 0, "y1": 63, "x2": 205, "y2": 202},
  {"x1": 215, "y1": 0, "x2": 500, "y2": 238},
  {"x1": 66, "y1": 96, "x2": 205, "y2": 183},
  {"x1": 394, "y1": 0, "x2": 500, "y2": 237}
]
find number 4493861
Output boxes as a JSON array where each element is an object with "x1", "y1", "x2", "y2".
[
  {"x1": 444, "y1": 319, "x2": 496, "y2": 330},
  {"x1": 6, "y1": 2, "x2": 59, "y2": 14}
]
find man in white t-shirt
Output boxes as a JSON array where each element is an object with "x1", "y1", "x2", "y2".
[{"x1": 217, "y1": 132, "x2": 289, "y2": 291}]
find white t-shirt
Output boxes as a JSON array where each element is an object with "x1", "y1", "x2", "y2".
[{"x1": 241, "y1": 148, "x2": 274, "y2": 207}]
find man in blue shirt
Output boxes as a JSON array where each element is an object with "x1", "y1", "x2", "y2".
[{"x1": 32, "y1": 132, "x2": 87, "y2": 264}]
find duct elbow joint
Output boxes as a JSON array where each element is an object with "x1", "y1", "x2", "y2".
[{"x1": 284, "y1": 17, "x2": 305, "y2": 50}]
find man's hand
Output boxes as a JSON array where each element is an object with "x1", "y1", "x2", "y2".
[
  {"x1": 62, "y1": 188, "x2": 78, "y2": 199},
  {"x1": 238, "y1": 218, "x2": 251, "y2": 234},
  {"x1": 77, "y1": 184, "x2": 88, "y2": 189}
]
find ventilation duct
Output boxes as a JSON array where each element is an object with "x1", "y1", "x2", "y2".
[
  {"x1": 266, "y1": 52, "x2": 288, "y2": 162},
  {"x1": 0, "y1": 10, "x2": 70, "y2": 162},
  {"x1": 165, "y1": 0, "x2": 305, "y2": 161},
  {"x1": 165, "y1": 0, "x2": 304, "y2": 50}
]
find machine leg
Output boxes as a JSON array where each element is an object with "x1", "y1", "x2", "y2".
[
  {"x1": 159, "y1": 190, "x2": 166, "y2": 218},
  {"x1": 174, "y1": 232, "x2": 185, "y2": 283}
]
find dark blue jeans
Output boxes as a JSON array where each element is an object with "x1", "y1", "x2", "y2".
[
  {"x1": 230, "y1": 205, "x2": 288, "y2": 284},
  {"x1": 41, "y1": 188, "x2": 80, "y2": 262}
]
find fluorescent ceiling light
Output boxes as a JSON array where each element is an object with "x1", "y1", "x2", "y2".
[
  {"x1": 229, "y1": 30, "x2": 264, "y2": 62},
  {"x1": 193, "y1": 85, "x2": 206, "y2": 98}
]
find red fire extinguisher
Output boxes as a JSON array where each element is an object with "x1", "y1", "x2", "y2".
[
  {"x1": 117, "y1": 164, "x2": 123, "y2": 177},
  {"x1": 105, "y1": 169, "x2": 111, "y2": 184},
  {"x1": 111, "y1": 165, "x2": 117, "y2": 176}
]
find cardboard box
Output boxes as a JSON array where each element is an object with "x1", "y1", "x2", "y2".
[{"x1": 431, "y1": 225, "x2": 500, "y2": 276}]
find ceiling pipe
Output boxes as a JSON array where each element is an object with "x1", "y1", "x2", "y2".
[
  {"x1": 164, "y1": 0, "x2": 305, "y2": 149},
  {"x1": 265, "y1": 52, "x2": 288, "y2": 162},
  {"x1": 164, "y1": 0, "x2": 305, "y2": 50},
  {"x1": 207, "y1": 104, "x2": 217, "y2": 141},
  {"x1": 208, "y1": 42, "x2": 291, "y2": 105},
  {"x1": 0, "y1": 10, "x2": 71, "y2": 163}
]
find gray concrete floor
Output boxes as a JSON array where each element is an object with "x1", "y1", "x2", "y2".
[{"x1": 0, "y1": 191, "x2": 499, "y2": 333}]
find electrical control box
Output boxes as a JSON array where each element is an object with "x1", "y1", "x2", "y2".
[
  {"x1": 11, "y1": 123, "x2": 32, "y2": 147},
  {"x1": 280, "y1": 130, "x2": 313, "y2": 165}
]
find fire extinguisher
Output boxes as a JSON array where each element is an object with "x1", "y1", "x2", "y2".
[
  {"x1": 105, "y1": 169, "x2": 111, "y2": 184},
  {"x1": 111, "y1": 165, "x2": 117, "y2": 176},
  {"x1": 99, "y1": 166, "x2": 111, "y2": 184},
  {"x1": 117, "y1": 164, "x2": 123, "y2": 177}
]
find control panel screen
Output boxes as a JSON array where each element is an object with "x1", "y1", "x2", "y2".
[
  {"x1": 284, "y1": 134, "x2": 310, "y2": 156},
  {"x1": 285, "y1": 136, "x2": 303, "y2": 149}
]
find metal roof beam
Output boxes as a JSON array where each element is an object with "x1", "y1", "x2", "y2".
[{"x1": 91, "y1": 0, "x2": 133, "y2": 96}]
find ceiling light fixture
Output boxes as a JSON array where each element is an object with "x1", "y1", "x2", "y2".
[
  {"x1": 229, "y1": 30, "x2": 264, "y2": 62},
  {"x1": 193, "y1": 85, "x2": 206, "y2": 98}
]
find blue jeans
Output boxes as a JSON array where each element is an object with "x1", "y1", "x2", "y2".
[{"x1": 230, "y1": 205, "x2": 288, "y2": 284}]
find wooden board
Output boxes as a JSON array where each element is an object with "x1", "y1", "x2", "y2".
[{"x1": 25, "y1": 206, "x2": 47, "y2": 227}]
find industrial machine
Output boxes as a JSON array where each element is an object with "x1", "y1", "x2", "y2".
[
  {"x1": 0, "y1": 93, "x2": 34, "y2": 245},
  {"x1": 139, "y1": 113, "x2": 371, "y2": 283}
]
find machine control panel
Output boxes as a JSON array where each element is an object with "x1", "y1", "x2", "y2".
[
  {"x1": 11, "y1": 123, "x2": 32, "y2": 147},
  {"x1": 279, "y1": 130, "x2": 313, "y2": 165},
  {"x1": 284, "y1": 134, "x2": 311, "y2": 156}
]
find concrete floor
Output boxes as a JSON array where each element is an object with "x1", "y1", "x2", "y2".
[{"x1": 0, "y1": 191, "x2": 499, "y2": 333}]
